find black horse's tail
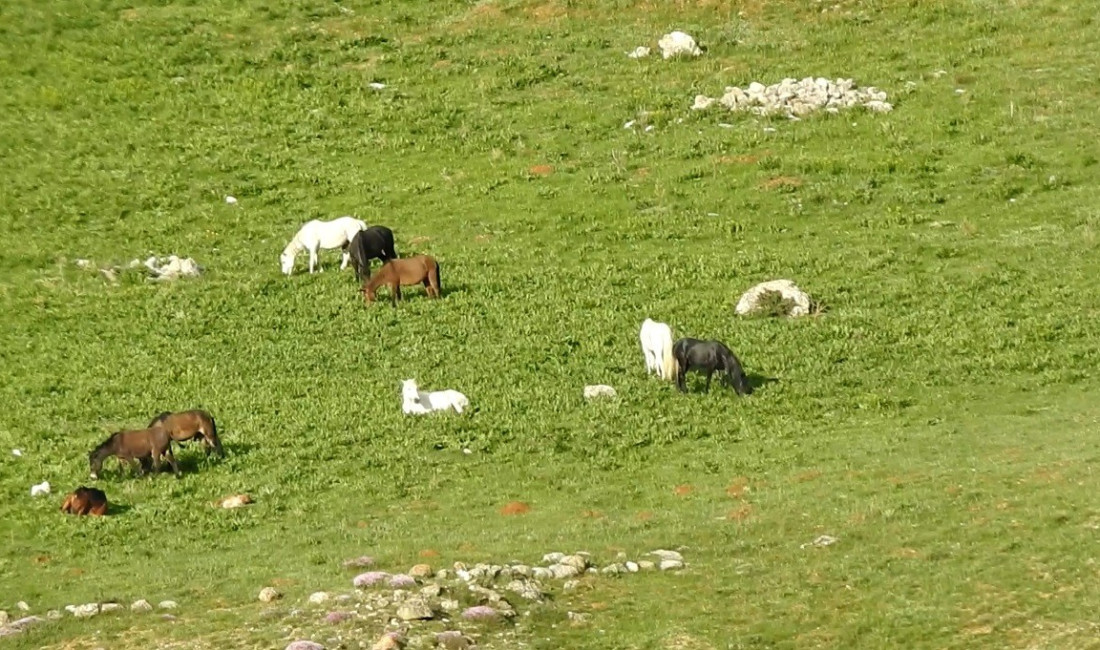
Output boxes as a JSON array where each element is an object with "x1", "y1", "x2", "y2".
[
  {"x1": 434, "y1": 261, "x2": 441, "y2": 296},
  {"x1": 723, "y1": 352, "x2": 753, "y2": 396}
]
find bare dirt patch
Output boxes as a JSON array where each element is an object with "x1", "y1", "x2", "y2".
[
  {"x1": 500, "y1": 501, "x2": 531, "y2": 515},
  {"x1": 760, "y1": 176, "x2": 804, "y2": 191}
]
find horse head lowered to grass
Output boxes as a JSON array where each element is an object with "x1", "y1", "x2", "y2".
[{"x1": 672, "y1": 338, "x2": 752, "y2": 396}]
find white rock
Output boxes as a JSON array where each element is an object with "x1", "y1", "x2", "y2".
[
  {"x1": 541, "y1": 552, "x2": 565, "y2": 564},
  {"x1": 308, "y1": 592, "x2": 329, "y2": 605},
  {"x1": 100, "y1": 603, "x2": 123, "y2": 613},
  {"x1": 659, "y1": 559, "x2": 684, "y2": 570},
  {"x1": 658, "y1": 31, "x2": 702, "y2": 59},
  {"x1": 16, "y1": 602, "x2": 30, "y2": 612},
  {"x1": 583, "y1": 384, "x2": 616, "y2": 399},
  {"x1": 67, "y1": 603, "x2": 99, "y2": 618},
  {"x1": 735, "y1": 279, "x2": 814, "y2": 317},
  {"x1": 549, "y1": 564, "x2": 580, "y2": 579},
  {"x1": 562, "y1": 579, "x2": 579, "y2": 591},
  {"x1": 30, "y1": 481, "x2": 50, "y2": 497},
  {"x1": 625, "y1": 561, "x2": 639, "y2": 572},
  {"x1": 0, "y1": 610, "x2": 8, "y2": 625},
  {"x1": 692, "y1": 95, "x2": 716, "y2": 110},
  {"x1": 649, "y1": 549, "x2": 683, "y2": 562},
  {"x1": 623, "y1": 120, "x2": 635, "y2": 129},
  {"x1": 74, "y1": 259, "x2": 94, "y2": 270},
  {"x1": 225, "y1": 196, "x2": 238, "y2": 204},
  {"x1": 259, "y1": 587, "x2": 282, "y2": 603},
  {"x1": 158, "y1": 600, "x2": 178, "y2": 610},
  {"x1": 637, "y1": 561, "x2": 656, "y2": 571},
  {"x1": 627, "y1": 46, "x2": 651, "y2": 59},
  {"x1": 11, "y1": 449, "x2": 21, "y2": 457},
  {"x1": 46, "y1": 610, "x2": 62, "y2": 620},
  {"x1": 531, "y1": 567, "x2": 553, "y2": 580},
  {"x1": 131, "y1": 599, "x2": 153, "y2": 613},
  {"x1": 368, "y1": 82, "x2": 386, "y2": 90}
]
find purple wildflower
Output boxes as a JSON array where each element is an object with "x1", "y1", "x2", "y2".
[
  {"x1": 461, "y1": 605, "x2": 499, "y2": 620},
  {"x1": 352, "y1": 571, "x2": 390, "y2": 587},
  {"x1": 388, "y1": 574, "x2": 416, "y2": 589}
]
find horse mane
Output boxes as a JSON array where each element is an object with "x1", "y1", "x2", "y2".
[{"x1": 90, "y1": 432, "x2": 119, "y2": 457}]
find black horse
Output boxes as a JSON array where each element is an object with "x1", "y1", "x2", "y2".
[
  {"x1": 348, "y1": 225, "x2": 398, "y2": 282},
  {"x1": 672, "y1": 338, "x2": 753, "y2": 395}
]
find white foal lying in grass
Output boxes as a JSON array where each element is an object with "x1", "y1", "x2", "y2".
[
  {"x1": 280, "y1": 216, "x2": 367, "y2": 275},
  {"x1": 639, "y1": 318, "x2": 677, "y2": 381},
  {"x1": 402, "y1": 379, "x2": 469, "y2": 415}
]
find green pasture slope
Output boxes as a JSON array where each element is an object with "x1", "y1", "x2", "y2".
[{"x1": 2, "y1": 0, "x2": 1100, "y2": 647}]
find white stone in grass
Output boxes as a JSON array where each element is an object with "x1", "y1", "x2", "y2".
[
  {"x1": 158, "y1": 600, "x2": 178, "y2": 610},
  {"x1": 11, "y1": 449, "x2": 22, "y2": 457},
  {"x1": 225, "y1": 196, "x2": 238, "y2": 205},
  {"x1": 131, "y1": 599, "x2": 153, "y2": 613},
  {"x1": 659, "y1": 559, "x2": 684, "y2": 570},
  {"x1": 627, "y1": 46, "x2": 650, "y2": 59},
  {"x1": 30, "y1": 481, "x2": 50, "y2": 497},
  {"x1": 0, "y1": 611, "x2": 9, "y2": 625},
  {"x1": 649, "y1": 549, "x2": 683, "y2": 562},
  {"x1": 583, "y1": 384, "x2": 616, "y2": 399},
  {"x1": 66, "y1": 603, "x2": 99, "y2": 618},
  {"x1": 16, "y1": 602, "x2": 30, "y2": 612},
  {"x1": 735, "y1": 279, "x2": 813, "y2": 318},
  {"x1": 308, "y1": 592, "x2": 329, "y2": 605},
  {"x1": 259, "y1": 587, "x2": 282, "y2": 603},
  {"x1": 692, "y1": 95, "x2": 716, "y2": 110},
  {"x1": 658, "y1": 31, "x2": 702, "y2": 59},
  {"x1": 100, "y1": 603, "x2": 123, "y2": 613}
]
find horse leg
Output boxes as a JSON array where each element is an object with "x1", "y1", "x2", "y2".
[
  {"x1": 676, "y1": 365, "x2": 688, "y2": 392},
  {"x1": 705, "y1": 368, "x2": 714, "y2": 392},
  {"x1": 391, "y1": 283, "x2": 401, "y2": 308},
  {"x1": 340, "y1": 248, "x2": 350, "y2": 270},
  {"x1": 309, "y1": 247, "x2": 318, "y2": 273},
  {"x1": 166, "y1": 446, "x2": 181, "y2": 477}
]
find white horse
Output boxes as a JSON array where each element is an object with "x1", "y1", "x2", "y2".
[
  {"x1": 280, "y1": 216, "x2": 367, "y2": 275},
  {"x1": 401, "y1": 379, "x2": 469, "y2": 415},
  {"x1": 640, "y1": 318, "x2": 677, "y2": 381}
]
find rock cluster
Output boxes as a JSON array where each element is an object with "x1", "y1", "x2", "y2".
[
  {"x1": 692, "y1": 77, "x2": 892, "y2": 117},
  {"x1": 0, "y1": 598, "x2": 172, "y2": 638},
  {"x1": 75, "y1": 255, "x2": 202, "y2": 283}
]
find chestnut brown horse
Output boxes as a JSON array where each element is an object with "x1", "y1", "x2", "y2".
[
  {"x1": 61, "y1": 487, "x2": 109, "y2": 516},
  {"x1": 361, "y1": 254, "x2": 441, "y2": 307},
  {"x1": 148, "y1": 409, "x2": 223, "y2": 458},
  {"x1": 89, "y1": 427, "x2": 180, "y2": 479}
]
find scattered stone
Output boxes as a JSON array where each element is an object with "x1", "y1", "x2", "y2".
[
  {"x1": 46, "y1": 610, "x2": 61, "y2": 620},
  {"x1": 7, "y1": 615, "x2": 42, "y2": 631},
  {"x1": 627, "y1": 46, "x2": 651, "y2": 59},
  {"x1": 259, "y1": 587, "x2": 282, "y2": 603},
  {"x1": 693, "y1": 77, "x2": 891, "y2": 118},
  {"x1": 659, "y1": 559, "x2": 685, "y2": 571},
  {"x1": 0, "y1": 611, "x2": 7, "y2": 625},
  {"x1": 625, "y1": 561, "x2": 639, "y2": 572},
  {"x1": 74, "y1": 259, "x2": 95, "y2": 270},
  {"x1": 409, "y1": 564, "x2": 433, "y2": 579},
  {"x1": 434, "y1": 570, "x2": 451, "y2": 580},
  {"x1": 600, "y1": 564, "x2": 625, "y2": 575},
  {"x1": 638, "y1": 561, "x2": 656, "y2": 571},
  {"x1": 286, "y1": 642, "x2": 325, "y2": 650},
  {"x1": 141, "y1": 255, "x2": 202, "y2": 281},
  {"x1": 436, "y1": 630, "x2": 477, "y2": 650},
  {"x1": 161, "y1": 613, "x2": 177, "y2": 621},
  {"x1": 658, "y1": 31, "x2": 702, "y2": 59},
  {"x1": 158, "y1": 600, "x2": 178, "y2": 610},
  {"x1": 368, "y1": 82, "x2": 387, "y2": 90},
  {"x1": 541, "y1": 552, "x2": 565, "y2": 564},
  {"x1": 649, "y1": 550, "x2": 684, "y2": 563},
  {"x1": 549, "y1": 564, "x2": 580, "y2": 579},
  {"x1": 100, "y1": 603, "x2": 123, "y2": 613},
  {"x1": 389, "y1": 574, "x2": 417, "y2": 589},
  {"x1": 30, "y1": 481, "x2": 50, "y2": 497},
  {"x1": 308, "y1": 592, "x2": 329, "y2": 605},
  {"x1": 802, "y1": 534, "x2": 839, "y2": 549},
  {"x1": 531, "y1": 567, "x2": 553, "y2": 580},
  {"x1": 735, "y1": 279, "x2": 814, "y2": 318},
  {"x1": 510, "y1": 564, "x2": 531, "y2": 578},
  {"x1": 583, "y1": 384, "x2": 616, "y2": 399},
  {"x1": 354, "y1": 571, "x2": 391, "y2": 588},
  {"x1": 343, "y1": 556, "x2": 375, "y2": 569},
  {"x1": 560, "y1": 555, "x2": 589, "y2": 571},
  {"x1": 562, "y1": 580, "x2": 580, "y2": 591},
  {"x1": 420, "y1": 583, "x2": 443, "y2": 598},
  {"x1": 225, "y1": 196, "x2": 238, "y2": 205},
  {"x1": 505, "y1": 580, "x2": 542, "y2": 601},
  {"x1": 217, "y1": 494, "x2": 253, "y2": 509},
  {"x1": 439, "y1": 598, "x2": 460, "y2": 613},
  {"x1": 567, "y1": 611, "x2": 590, "y2": 624},
  {"x1": 131, "y1": 599, "x2": 153, "y2": 613},
  {"x1": 461, "y1": 605, "x2": 499, "y2": 621},
  {"x1": 396, "y1": 599, "x2": 433, "y2": 621},
  {"x1": 66, "y1": 603, "x2": 99, "y2": 618},
  {"x1": 325, "y1": 611, "x2": 352, "y2": 624}
]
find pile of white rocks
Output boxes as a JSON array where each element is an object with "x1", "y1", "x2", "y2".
[
  {"x1": 75, "y1": 255, "x2": 202, "y2": 282},
  {"x1": 0, "y1": 599, "x2": 175, "y2": 638},
  {"x1": 692, "y1": 77, "x2": 892, "y2": 117}
]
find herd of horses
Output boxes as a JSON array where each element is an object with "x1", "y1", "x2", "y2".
[{"x1": 68, "y1": 216, "x2": 752, "y2": 509}]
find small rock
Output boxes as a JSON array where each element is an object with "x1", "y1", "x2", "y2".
[
  {"x1": 625, "y1": 561, "x2": 639, "y2": 572},
  {"x1": 158, "y1": 600, "x2": 178, "y2": 610},
  {"x1": 531, "y1": 567, "x2": 553, "y2": 580},
  {"x1": 659, "y1": 559, "x2": 684, "y2": 571},
  {"x1": 368, "y1": 82, "x2": 387, "y2": 90},
  {"x1": 436, "y1": 630, "x2": 476, "y2": 650},
  {"x1": 74, "y1": 259, "x2": 94, "y2": 270},
  {"x1": 541, "y1": 552, "x2": 565, "y2": 564},
  {"x1": 371, "y1": 632, "x2": 404, "y2": 650},
  {"x1": 161, "y1": 613, "x2": 177, "y2": 621},
  {"x1": 225, "y1": 196, "x2": 238, "y2": 205},
  {"x1": 308, "y1": 592, "x2": 329, "y2": 605},
  {"x1": 396, "y1": 599, "x2": 433, "y2": 621},
  {"x1": 100, "y1": 603, "x2": 123, "y2": 613},
  {"x1": 259, "y1": 587, "x2": 282, "y2": 603},
  {"x1": 439, "y1": 598, "x2": 460, "y2": 613},
  {"x1": 343, "y1": 556, "x2": 375, "y2": 569},
  {"x1": 46, "y1": 610, "x2": 61, "y2": 620},
  {"x1": 67, "y1": 603, "x2": 99, "y2": 618},
  {"x1": 560, "y1": 555, "x2": 588, "y2": 571},
  {"x1": 510, "y1": 564, "x2": 531, "y2": 578},
  {"x1": 460, "y1": 605, "x2": 499, "y2": 621},
  {"x1": 420, "y1": 583, "x2": 443, "y2": 598},
  {"x1": 131, "y1": 599, "x2": 153, "y2": 613},
  {"x1": 638, "y1": 561, "x2": 656, "y2": 571},
  {"x1": 583, "y1": 384, "x2": 616, "y2": 399},
  {"x1": 567, "y1": 611, "x2": 590, "y2": 624},
  {"x1": 389, "y1": 574, "x2": 417, "y2": 589},
  {"x1": 627, "y1": 46, "x2": 650, "y2": 59},
  {"x1": 649, "y1": 549, "x2": 684, "y2": 562},
  {"x1": 354, "y1": 571, "x2": 390, "y2": 588},
  {"x1": 0, "y1": 611, "x2": 8, "y2": 625},
  {"x1": 505, "y1": 580, "x2": 542, "y2": 601},
  {"x1": 409, "y1": 564, "x2": 433, "y2": 579},
  {"x1": 30, "y1": 481, "x2": 50, "y2": 497},
  {"x1": 286, "y1": 642, "x2": 325, "y2": 650},
  {"x1": 218, "y1": 494, "x2": 252, "y2": 509},
  {"x1": 11, "y1": 449, "x2": 22, "y2": 457},
  {"x1": 563, "y1": 580, "x2": 580, "y2": 591},
  {"x1": 8, "y1": 615, "x2": 42, "y2": 631},
  {"x1": 435, "y1": 569, "x2": 451, "y2": 580},
  {"x1": 802, "y1": 534, "x2": 839, "y2": 548},
  {"x1": 549, "y1": 564, "x2": 580, "y2": 579},
  {"x1": 658, "y1": 31, "x2": 702, "y2": 59},
  {"x1": 600, "y1": 564, "x2": 624, "y2": 575},
  {"x1": 325, "y1": 611, "x2": 352, "y2": 624}
]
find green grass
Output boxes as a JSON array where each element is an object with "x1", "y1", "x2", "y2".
[{"x1": 2, "y1": 0, "x2": 1100, "y2": 648}]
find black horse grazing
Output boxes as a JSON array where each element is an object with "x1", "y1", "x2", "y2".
[
  {"x1": 348, "y1": 225, "x2": 398, "y2": 282},
  {"x1": 672, "y1": 338, "x2": 753, "y2": 395}
]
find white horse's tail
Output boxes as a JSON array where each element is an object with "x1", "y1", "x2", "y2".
[{"x1": 660, "y1": 334, "x2": 677, "y2": 381}]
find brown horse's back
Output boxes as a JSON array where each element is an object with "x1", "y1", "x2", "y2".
[
  {"x1": 150, "y1": 409, "x2": 223, "y2": 456},
  {"x1": 382, "y1": 255, "x2": 437, "y2": 284}
]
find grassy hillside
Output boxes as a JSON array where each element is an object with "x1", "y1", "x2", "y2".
[{"x1": 2, "y1": 0, "x2": 1099, "y2": 648}]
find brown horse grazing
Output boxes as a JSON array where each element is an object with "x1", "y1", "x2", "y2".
[
  {"x1": 61, "y1": 487, "x2": 109, "y2": 516},
  {"x1": 148, "y1": 409, "x2": 224, "y2": 457},
  {"x1": 361, "y1": 255, "x2": 441, "y2": 307},
  {"x1": 89, "y1": 427, "x2": 180, "y2": 479}
]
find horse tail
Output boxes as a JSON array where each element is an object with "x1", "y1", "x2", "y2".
[
  {"x1": 662, "y1": 338, "x2": 677, "y2": 382},
  {"x1": 432, "y1": 261, "x2": 442, "y2": 296}
]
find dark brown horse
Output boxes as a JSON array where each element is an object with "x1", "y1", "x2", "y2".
[
  {"x1": 361, "y1": 255, "x2": 441, "y2": 307},
  {"x1": 61, "y1": 487, "x2": 109, "y2": 516},
  {"x1": 148, "y1": 409, "x2": 224, "y2": 457},
  {"x1": 89, "y1": 427, "x2": 180, "y2": 479}
]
